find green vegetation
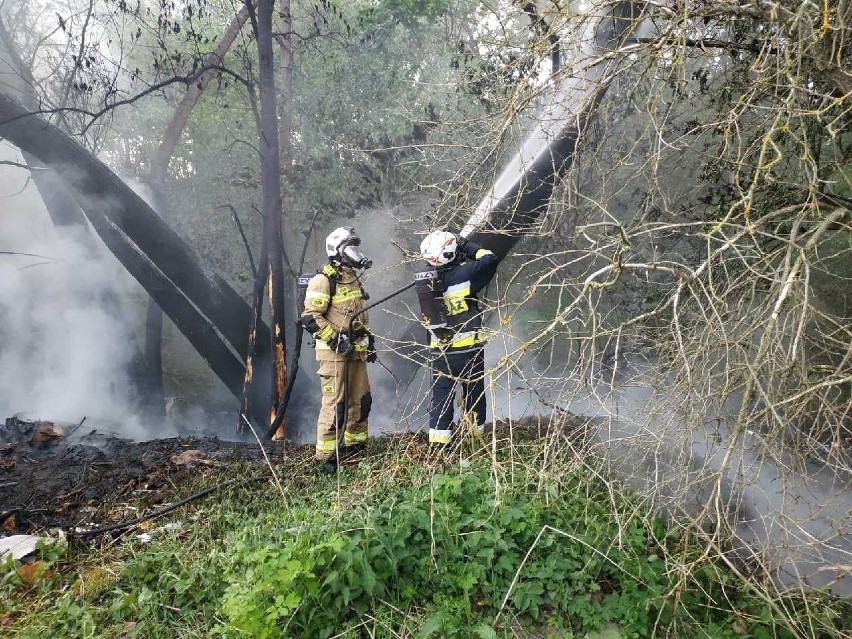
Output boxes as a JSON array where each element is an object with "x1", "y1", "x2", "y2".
[{"x1": 2, "y1": 436, "x2": 848, "y2": 638}]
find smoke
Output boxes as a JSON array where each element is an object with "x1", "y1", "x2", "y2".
[
  {"x1": 355, "y1": 204, "x2": 449, "y2": 437},
  {"x1": 0, "y1": 146, "x2": 146, "y2": 436},
  {"x1": 485, "y1": 298, "x2": 852, "y2": 595}
]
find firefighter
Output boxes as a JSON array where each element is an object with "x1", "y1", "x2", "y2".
[
  {"x1": 301, "y1": 226, "x2": 376, "y2": 472},
  {"x1": 417, "y1": 230, "x2": 498, "y2": 447}
]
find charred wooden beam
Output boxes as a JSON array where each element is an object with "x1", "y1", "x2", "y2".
[
  {"x1": 0, "y1": 92, "x2": 270, "y2": 423},
  {"x1": 0, "y1": 92, "x2": 270, "y2": 359},
  {"x1": 90, "y1": 216, "x2": 249, "y2": 404}
]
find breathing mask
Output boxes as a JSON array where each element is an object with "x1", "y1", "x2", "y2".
[{"x1": 341, "y1": 244, "x2": 372, "y2": 270}]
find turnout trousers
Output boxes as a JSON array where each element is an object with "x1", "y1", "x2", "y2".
[
  {"x1": 315, "y1": 357, "x2": 371, "y2": 461},
  {"x1": 428, "y1": 346, "x2": 486, "y2": 444}
]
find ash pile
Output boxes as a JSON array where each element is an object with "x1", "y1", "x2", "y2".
[{"x1": 1, "y1": 415, "x2": 267, "y2": 536}]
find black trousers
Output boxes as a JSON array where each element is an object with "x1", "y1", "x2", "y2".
[{"x1": 428, "y1": 347, "x2": 486, "y2": 442}]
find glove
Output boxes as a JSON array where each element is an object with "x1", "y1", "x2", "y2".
[
  {"x1": 329, "y1": 332, "x2": 354, "y2": 357},
  {"x1": 457, "y1": 236, "x2": 480, "y2": 259},
  {"x1": 433, "y1": 327, "x2": 454, "y2": 343},
  {"x1": 366, "y1": 334, "x2": 377, "y2": 363}
]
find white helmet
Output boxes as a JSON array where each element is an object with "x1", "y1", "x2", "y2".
[
  {"x1": 325, "y1": 226, "x2": 372, "y2": 268},
  {"x1": 325, "y1": 226, "x2": 358, "y2": 257},
  {"x1": 420, "y1": 230, "x2": 458, "y2": 267}
]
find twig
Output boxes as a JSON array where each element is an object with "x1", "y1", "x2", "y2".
[
  {"x1": 241, "y1": 414, "x2": 286, "y2": 499},
  {"x1": 219, "y1": 204, "x2": 257, "y2": 275}
]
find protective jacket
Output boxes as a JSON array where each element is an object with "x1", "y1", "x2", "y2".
[
  {"x1": 421, "y1": 241, "x2": 498, "y2": 444},
  {"x1": 426, "y1": 242, "x2": 497, "y2": 352},
  {"x1": 301, "y1": 264, "x2": 371, "y2": 361},
  {"x1": 301, "y1": 263, "x2": 372, "y2": 461}
]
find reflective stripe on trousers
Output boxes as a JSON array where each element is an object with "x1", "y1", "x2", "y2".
[
  {"x1": 428, "y1": 346, "x2": 486, "y2": 444},
  {"x1": 315, "y1": 358, "x2": 371, "y2": 461}
]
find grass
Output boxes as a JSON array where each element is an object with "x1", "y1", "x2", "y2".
[{"x1": 1, "y1": 429, "x2": 849, "y2": 638}]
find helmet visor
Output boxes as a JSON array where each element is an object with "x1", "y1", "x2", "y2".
[{"x1": 341, "y1": 245, "x2": 372, "y2": 269}]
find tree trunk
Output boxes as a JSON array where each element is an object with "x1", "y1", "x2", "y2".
[
  {"x1": 243, "y1": 0, "x2": 288, "y2": 438},
  {"x1": 144, "y1": 2, "x2": 254, "y2": 423},
  {"x1": 274, "y1": 0, "x2": 297, "y2": 439},
  {"x1": 278, "y1": 0, "x2": 294, "y2": 255},
  {"x1": 240, "y1": 234, "x2": 270, "y2": 430},
  {"x1": 462, "y1": 2, "x2": 641, "y2": 259},
  {"x1": 150, "y1": 2, "x2": 254, "y2": 183}
]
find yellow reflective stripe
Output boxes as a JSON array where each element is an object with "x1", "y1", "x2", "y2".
[
  {"x1": 453, "y1": 335, "x2": 477, "y2": 347},
  {"x1": 331, "y1": 288, "x2": 363, "y2": 304},
  {"x1": 430, "y1": 336, "x2": 475, "y2": 348},
  {"x1": 306, "y1": 291, "x2": 331, "y2": 302},
  {"x1": 344, "y1": 431, "x2": 367, "y2": 444},
  {"x1": 429, "y1": 331, "x2": 483, "y2": 348},
  {"x1": 316, "y1": 325, "x2": 334, "y2": 340},
  {"x1": 429, "y1": 429, "x2": 452, "y2": 444},
  {"x1": 316, "y1": 439, "x2": 337, "y2": 452},
  {"x1": 474, "y1": 249, "x2": 493, "y2": 259}
]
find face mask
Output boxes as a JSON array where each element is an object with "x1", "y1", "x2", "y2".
[{"x1": 342, "y1": 245, "x2": 372, "y2": 269}]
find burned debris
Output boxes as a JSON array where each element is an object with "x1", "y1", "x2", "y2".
[{"x1": 0, "y1": 415, "x2": 273, "y2": 537}]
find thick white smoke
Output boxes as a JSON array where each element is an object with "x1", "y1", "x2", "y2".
[{"x1": 0, "y1": 145, "x2": 145, "y2": 435}]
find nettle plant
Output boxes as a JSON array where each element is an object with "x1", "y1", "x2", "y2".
[{"x1": 217, "y1": 464, "x2": 767, "y2": 639}]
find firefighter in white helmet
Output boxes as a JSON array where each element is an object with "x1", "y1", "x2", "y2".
[
  {"x1": 300, "y1": 226, "x2": 376, "y2": 472},
  {"x1": 415, "y1": 230, "x2": 498, "y2": 446}
]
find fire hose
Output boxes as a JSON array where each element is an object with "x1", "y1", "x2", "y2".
[
  {"x1": 73, "y1": 477, "x2": 267, "y2": 538},
  {"x1": 78, "y1": 282, "x2": 419, "y2": 535},
  {"x1": 265, "y1": 279, "x2": 416, "y2": 440}
]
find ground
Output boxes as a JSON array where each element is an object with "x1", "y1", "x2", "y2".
[
  {"x1": 1, "y1": 413, "x2": 574, "y2": 538},
  {"x1": 0, "y1": 415, "x2": 300, "y2": 536}
]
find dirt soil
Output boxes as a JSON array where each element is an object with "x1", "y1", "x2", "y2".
[
  {"x1": 0, "y1": 416, "x2": 296, "y2": 535},
  {"x1": 1, "y1": 413, "x2": 579, "y2": 540}
]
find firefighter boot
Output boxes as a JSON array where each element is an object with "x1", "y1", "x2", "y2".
[
  {"x1": 340, "y1": 444, "x2": 365, "y2": 463},
  {"x1": 318, "y1": 457, "x2": 338, "y2": 474}
]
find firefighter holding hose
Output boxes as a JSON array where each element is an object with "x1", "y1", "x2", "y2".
[
  {"x1": 416, "y1": 231, "x2": 498, "y2": 448},
  {"x1": 300, "y1": 226, "x2": 376, "y2": 472}
]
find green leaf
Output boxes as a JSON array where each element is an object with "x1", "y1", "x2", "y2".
[
  {"x1": 474, "y1": 623, "x2": 499, "y2": 639},
  {"x1": 417, "y1": 613, "x2": 444, "y2": 638}
]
